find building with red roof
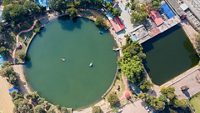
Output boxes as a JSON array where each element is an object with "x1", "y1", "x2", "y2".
[
  {"x1": 150, "y1": 10, "x2": 164, "y2": 26},
  {"x1": 110, "y1": 17, "x2": 125, "y2": 33}
]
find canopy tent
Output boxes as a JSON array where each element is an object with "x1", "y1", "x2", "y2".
[
  {"x1": 161, "y1": 3, "x2": 175, "y2": 19},
  {"x1": 8, "y1": 87, "x2": 19, "y2": 94}
]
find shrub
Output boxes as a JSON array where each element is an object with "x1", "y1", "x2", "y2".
[
  {"x1": 107, "y1": 92, "x2": 119, "y2": 107},
  {"x1": 92, "y1": 106, "x2": 102, "y2": 113},
  {"x1": 95, "y1": 16, "x2": 106, "y2": 28},
  {"x1": 18, "y1": 51, "x2": 26, "y2": 61}
]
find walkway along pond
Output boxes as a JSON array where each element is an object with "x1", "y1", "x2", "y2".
[
  {"x1": 142, "y1": 25, "x2": 199, "y2": 85},
  {"x1": 24, "y1": 17, "x2": 117, "y2": 108}
]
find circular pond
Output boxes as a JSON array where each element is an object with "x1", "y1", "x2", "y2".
[{"x1": 24, "y1": 17, "x2": 117, "y2": 108}]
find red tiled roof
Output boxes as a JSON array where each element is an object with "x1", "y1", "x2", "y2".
[
  {"x1": 149, "y1": 27, "x2": 161, "y2": 37},
  {"x1": 109, "y1": 17, "x2": 125, "y2": 33},
  {"x1": 150, "y1": 10, "x2": 164, "y2": 26}
]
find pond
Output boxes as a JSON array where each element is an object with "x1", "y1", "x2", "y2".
[
  {"x1": 142, "y1": 25, "x2": 199, "y2": 85},
  {"x1": 24, "y1": 17, "x2": 117, "y2": 108}
]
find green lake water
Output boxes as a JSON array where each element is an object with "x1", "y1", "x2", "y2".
[
  {"x1": 24, "y1": 17, "x2": 117, "y2": 108},
  {"x1": 142, "y1": 25, "x2": 199, "y2": 85}
]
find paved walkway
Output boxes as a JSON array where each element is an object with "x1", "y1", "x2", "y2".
[
  {"x1": 122, "y1": 99, "x2": 148, "y2": 113},
  {"x1": 161, "y1": 65, "x2": 199, "y2": 87},
  {"x1": 165, "y1": 65, "x2": 200, "y2": 99},
  {"x1": 12, "y1": 20, "x2": 39, "y2": 63},
  {"x1": 0, "y1": 76, "x2": 15, "y2": 113},
  {"x1": 120, "y1": 75, "x2": 132, "y2": 100},
  {"x1": 116, "y1": 0, "x2": 134, "y2": 38}
]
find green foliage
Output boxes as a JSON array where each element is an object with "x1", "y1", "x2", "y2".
[
  {"x1": 34, "y1": 104, "x2": 46, "y2": 113},
  {"x1": 112, "y1": 8, "x2": 121, "y2": 17},
  {"x1": 160, "y1": 87, "x2": 176, "y2": 101},
  {"x1": 2, "y1": 1, "x2": 41, "y2": 23},
  {"x1": 131, "y1": 4, "x2": 148, "y2": 24},
  {"x1": 0, "y1": 66, "x2": 18, "y2": 85},
  {"x1": 95, "y1": 16, "x2": 107, "y2": 28},
  {"x1": 173, "y1": 99, "x2": 188, "y2": 109},
  {"x1": 60, "y1": 107, "x2": 69, "y2": 113},
  {"x1": 2, "y1": 0, "x2": 15, "y2": 5},
  {"x1": 67, "y1": 7, "x2": 78, "y2": 18},
  {"x1": 27, "y1": 92, "x2": 45, "y2": 105},
  {"x1": 15, "y1": 99, "x2": 34, "y2": 113},
  {"x1": 138, "y1": 93, "x2": 165, "y2": 111},
  {"x1": 1, "y1": 61, "x2": 12, "y2": 68},
  {"x1": 2, "y1": 4, "x2": 25, "y2": 23},
  {"x1": 107, "y1": 92, "x2": 119, "y2": 107},
  {"x1": 105, "y1": 2, "x2": 121, "y2": 17},
  {"x1": 23, "y1": 0, "x2": 41, "y2": 15},
  {"x1": 0, "y1": 46, "x2": 7, "y2": 53},
  {"x1": 139, "y1": 79, "x2": 153, "y2": 92},
  {"x1": 151, "y1": 0, "x2": 162, "y2": 9},
  {"x1": 119, "y1": 42, "x2": 146, "y2": 83},
  {"x1": 92, "y1": 106, "x2": 102, "y2": 113},
  {"x1": 49, "y1": 0, "x2": 67, "y2": 13},
  {"x1": 18, "y1": 51, "x2": 26, "y2": 61}
]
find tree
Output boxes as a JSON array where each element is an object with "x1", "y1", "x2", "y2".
[
  {"x1": 131, "y1": 4, "x2": 148, "y2": 24},
  {"x1": 67, "y1": 7, "x2": 78, "y2": 18},
  {"x1": 160, "y1": 87, "x2": 176, "y2": 101},
  {"x1": 140, "y1": 79, "x2": 153, "y2": 92},
  {"x1": 107, "y1": 93, "x2": 119, "y2": 107},
  {"x1": 49, "y1": 0, "x2": 67, "y2": 13},
  {"x1": 95, "y1": 16, "x2": 107, "y2": 28},
  {"x1": 15, "y1": 100, "x2": 34, "y2": 113},
  {"x1": 173, "y1": 99, "x2": 188, "y2": 109},
  {"x1": 2, "y1": 4, "x2": 26, "y2": 23},
  {"x1": 2, "y1": 0, "x2": 15, "y2": 5},
  {"x1": 149, "y1": 98, "x2": 165, "y2": 111},
  {"x1": 112, "y1": 8, "x2": 121, "y2": 17},
  {"x1": 18, "y1": 51, "x2": 26, "y2": 61},
  {"x1": 119, "y1": 42, "x2": 146, "y2": 83},
  {"x1": 92, "y1": 106, "x2": 102, "y2": 113},
  {"x1": 151, "y1": 0, "x2": 161, "y2": 9},
  {"x1": 139, "y1": 93, "x2": 165, "y2": 111},
  {"x1": 34, "y1": 104, "x2": 46, "y2": 113},
  {"x1": 60, "y1": 107, "x2": 68, "y2": 113},
  {"x1": 0, "y1": 66, "x2": 15, "y2": 77},
  {"x1": 23, "y1": 0, "x2": 41, "y2": 15}
]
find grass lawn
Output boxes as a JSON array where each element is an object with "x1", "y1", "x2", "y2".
[{"x1": 190, "y1": 92, "x2": 200, "y2": 113}]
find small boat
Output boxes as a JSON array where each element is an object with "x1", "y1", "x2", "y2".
[
  {"x1": 61, "y1": 58, "x2": 66, "y2": 62},
  {"x1": 89, "y1": 62, "x2": 93, "y2": 67},
  {"x1": 99, "y1": 31, "x2": 103, "y2": 35}
]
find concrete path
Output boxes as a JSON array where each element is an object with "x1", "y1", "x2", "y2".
[
  {"x1": 0, "y1": 76, "x2": 15, "y2": 113},
  {"x1": 12, "y1": 20, "x2": 39, "y2": 63},
  {"x1": 122, "y1": 99, "x2": 148, "y2": 113}
]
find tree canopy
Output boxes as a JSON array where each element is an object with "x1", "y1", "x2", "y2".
[
  {"x1": 49, "y1": 0, "x2": 67, "y2": 13},
  {"x1": 131, "y1": 4, "x2": 148, "y2": 24},
  {"x1": 2, "y1": 0, "x2": 41, "y2": 23},
  {"x1": 92, "y1": 106, "x2": 102, "y2": 113},
  {"x1": 107, "y1": 93, "x2": 119, "y2": 107},
  {"x1": 119, "y1": 41, "x2": 146, "y2": 83},
  {"x1": 151, "y1": 0, "x2": 162, "y2": 9}
]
